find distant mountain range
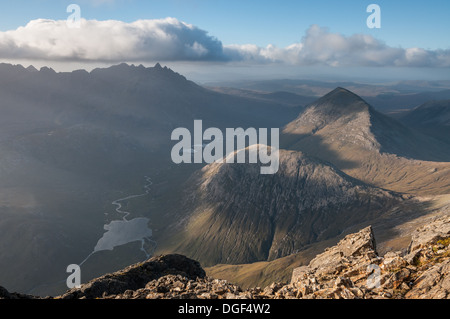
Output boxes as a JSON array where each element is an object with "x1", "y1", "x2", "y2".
[{"x1": 207, "y1": 79, "x2": 450, "y2": 113}]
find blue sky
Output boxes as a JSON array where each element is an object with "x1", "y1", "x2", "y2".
[
  {"x1": 0, "y1": 0, "x2": 448, "y2": 50},
  {"x1": 0, "y1": 0, "x2": 448, "y2": 81}
]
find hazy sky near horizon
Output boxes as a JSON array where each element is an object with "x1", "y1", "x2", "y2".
[{"x1": 0, "y1": 0, "x2": 449, "y2": 81}]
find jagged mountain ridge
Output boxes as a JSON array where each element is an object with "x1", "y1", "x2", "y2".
[
  {"x1": 0, "y1": 62, "x2": 299, "y2": 133},
  {"x1": 282, "y1": 87, "x2": 450, "y2": 195}
]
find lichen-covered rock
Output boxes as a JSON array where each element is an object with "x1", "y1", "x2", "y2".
[
  {"x1": 405, "y1": 215, "x2": 450, "y2": 264},
  {"x1": 405, "y1": 259, "x2": 450, "y2": 299},
  {"x1": 409, "y1": 215, "x2": 450, "y2": 251},
  {"x1": 289, "y1": 217, "x2": 450, "y2": 299},
  {"x1": 306, "y1": 226, "x2": 377, "y2": 277},
  {"x1": 381, "y1": 251, "x2": 408, "y2": 271}
]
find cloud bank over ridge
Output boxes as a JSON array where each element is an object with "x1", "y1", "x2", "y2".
[{"x1": 1, "y1": 18, "x2": 449, "y2": 68}]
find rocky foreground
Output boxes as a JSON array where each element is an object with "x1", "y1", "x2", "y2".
[{"x1": 1, "y1": 215, "x2": 449, "y2": 300}]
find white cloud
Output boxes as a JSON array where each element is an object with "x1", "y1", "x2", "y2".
[
  {"x1": 226, "y1": 25, "x2": 450, "y2": 68},
  {"x1": 0, "y1": 19, "x2": 448, "y2": 68},
  {"x1": 0, "y1": 18, "x2": 226, "y2": 62}
]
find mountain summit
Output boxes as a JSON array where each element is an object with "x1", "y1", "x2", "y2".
[
  {"x1": 304, "y1": 87, "x2": 371, "y2": 118},
  {"x1": 283, "y1": 87, "x2": 379, "y2": 152}
]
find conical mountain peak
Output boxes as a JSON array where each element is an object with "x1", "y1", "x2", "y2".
[
  {"x1": 327, "y1": 87, "x2": 361, "y2": 98},
  {"x1": 26, "y1": 65, "x2": 38, "y2": 72},
  {"x1": 311, "y1": 87, "x2": 371, "y2": 115},
  {"x1": 283, "y1": 87, "x2": 373, "y2": 141}
]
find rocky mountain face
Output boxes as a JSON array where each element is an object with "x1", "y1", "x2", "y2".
[
  {"x1": 282, "y1": 88, "x2": 450, "y2": 195},
  {"x1": 168, "y1": 148, "x2": 401, "y2": 266},
  {"x1": 2, "y1": 214, "x2": 448, "y2": 299},
  {"x1": 288, "y1": 214, "x2": 450, "y2": 299}
]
